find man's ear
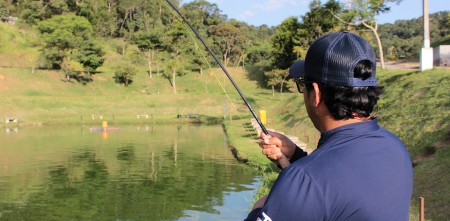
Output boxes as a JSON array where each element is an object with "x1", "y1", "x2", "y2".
[{"x1": 312, "y1": 82, "x2": 321, "y2": 107}]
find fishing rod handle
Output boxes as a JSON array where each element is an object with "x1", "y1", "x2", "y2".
[{"x1": 278, "y1": 155, "x2": 291, "y2": 169}]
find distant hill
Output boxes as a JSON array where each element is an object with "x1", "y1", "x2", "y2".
[{"x1": 379, "y1": 11, "x2": 450, "y2": 60}]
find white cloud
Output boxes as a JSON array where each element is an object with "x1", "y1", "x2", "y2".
[
  {"x1": 254, "y1": 0, "x2": 304, "y2": 11},
  {"x1": 206, "y1": 0, "x2": 223, "y2": 3},
  {"x1": 238, "y1": 10, "x2": 255, "y2": 20}
]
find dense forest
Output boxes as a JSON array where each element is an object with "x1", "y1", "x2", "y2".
[{"x1": 0, "y1": 0, "x2": 449, "y2": 89}]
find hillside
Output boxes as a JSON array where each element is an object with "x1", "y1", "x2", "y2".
[{"x1": 0, "y1": 22, "x2": 269, "y2": 125}]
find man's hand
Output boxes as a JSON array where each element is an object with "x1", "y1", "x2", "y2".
[{"x1": 259, "y1": 131, "x2": 297, "y2": 162}]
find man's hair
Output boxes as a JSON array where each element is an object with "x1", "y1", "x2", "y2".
[{"x1": 306, "y1": 60, "x2": 384, "y2": 120}]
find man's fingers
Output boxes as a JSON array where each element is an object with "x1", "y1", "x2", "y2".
[
  {"x1": 262, "y1": 147, "x2": 276, "y2": 156},
  {"x1": 273, "y1": 148, "x2": 282, "y2": 158},
  {"x1": 260, "y1": 133, "x2": 270, "y2": 142},
  {"x1": 260, "y1": 144, "x2": 274, "y2": 150},
  {"x1": 258, "y1": 137, "x2": 270, "y2": 146},
  {"x1": 258, "y1": 132, "x2": 285, "y2": 161},
  {"x1": 262, "y1": 145, "x2": 282, "y2": 160}
]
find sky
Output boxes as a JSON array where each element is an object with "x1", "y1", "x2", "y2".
[{"x1": 181, "y1": 0, "x2": 450, "y2": 27}]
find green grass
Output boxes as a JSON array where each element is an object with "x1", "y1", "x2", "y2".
[
  {"x1": 1, "y1": 22, "x2": 450, "y2": 219},
  {"x1": 0, "y1": 68, "x2": 237, "y2": 125},
  {"x1": 377, "y1": 69, "x2": 450, "y2": 159}
]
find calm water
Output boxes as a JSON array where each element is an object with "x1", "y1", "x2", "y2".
[{"x1": 0, "y1": 124, "x2": 260, "y2": 220}]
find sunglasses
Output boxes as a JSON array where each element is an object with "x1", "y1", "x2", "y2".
[{"x1": 294, "y1": 78, "x2": 312, "y2": 93}]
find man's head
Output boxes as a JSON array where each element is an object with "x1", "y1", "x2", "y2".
[{"x1": 289, "y1": 32, "x2": 383, "y2": 121}]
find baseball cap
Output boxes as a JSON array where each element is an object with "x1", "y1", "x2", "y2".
[{"x1": 289, "y1": 31, "x2": 378, "y2": 86}]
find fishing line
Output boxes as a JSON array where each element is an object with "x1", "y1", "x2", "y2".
[
  {"x1": 161, "y1": 0, "x2": 253, "y2": 136},
  {"x1": 161, "y1": 0, "x2": 269, "y2": 136}
]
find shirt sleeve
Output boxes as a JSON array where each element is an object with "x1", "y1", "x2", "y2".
[
  {"x1": 276, "y1": 146, "x2": 308, "y2": 170},
  {"x1": 243, "y1": 208, "x2": 262, "y2": 221},
  {"x1": 246, "y1": 166, "x2": 326, "y2": 221},
  {"x1": 290, "y1": 146, "x2": 308, "y2": 163}
]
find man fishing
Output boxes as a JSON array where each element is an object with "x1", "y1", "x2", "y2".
[{"x1": 245, "y1": 31, "x2": 413, "y2": 220}]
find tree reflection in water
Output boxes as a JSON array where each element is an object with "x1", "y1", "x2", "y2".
[{"x1": 0, "y1": 124, "x2": 259, "y2": 220}]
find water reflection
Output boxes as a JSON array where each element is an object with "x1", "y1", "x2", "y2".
[
  {"x1": 5, "y1": 127, "x2": 19, "y2": 134},
  {"x1": 0, "y1": 124, "x2": 260, "y2": 220}
]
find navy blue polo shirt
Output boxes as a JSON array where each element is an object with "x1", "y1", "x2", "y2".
[{"x1": 245, "y1": 118, "x2": 413, "y2": 221}]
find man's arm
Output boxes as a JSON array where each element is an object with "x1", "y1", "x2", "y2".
[
  {"x1": 244, "y1": 166, "x2": 325, "y2": 220},
  {"x1": 244, "y1": 195, "x2": 267, "y2": 221}
]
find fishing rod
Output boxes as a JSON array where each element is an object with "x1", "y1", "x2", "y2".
[{"x1": 164, "y1": 0, "x2": 290, "y2": 168}]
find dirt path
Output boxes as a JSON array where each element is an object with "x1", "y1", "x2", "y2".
[
  {"x1": 379, "y1": 61, "x2": 420, "y2": 70},
  {"x1": 381, "y1": 61, "x2": 450, "y2": 70}
]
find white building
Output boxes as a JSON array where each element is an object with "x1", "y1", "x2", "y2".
[{"x1": 433, "y1": 45, "x2": 450, "y2": 67}]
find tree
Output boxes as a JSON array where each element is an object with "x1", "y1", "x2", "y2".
[
  {"x1": 448, "y1": 12, "x2": 450, "y2": 26},
  {"x1": 165, "y1": 59, "x2": 180, "y2": 94},
  {"x1": 189, "y1": 44, "x2": 208, "y2": 75},
  {"x1": 334, "y1": 0, "x2": 400, "y2": 69},
  {"x1": 0, "y1": 0, "x2": 13, "y2": 16},
  {"x1": 271, "y1": 17, "x2": 301, "y2": 69},
  {"x1": 20, "y1": 1, "x2": 46, "y2": 24},
  {"x1": 156, "y1": 51, "x2": 170, "y2": 78},
  {"x1": 165, "y1": 19, "x2": 190, "y2": 94},
  {"x1": 37, "y1": 14, "x2": 103, "y2": 81},
  {"x1": 0, "y1": 7, "x2": 9, "y2": 21},
  {"x1": 20, "y1": 0, "x2": 70, "y2": 24},
  {"x1": 208, "y1": 22, "x2": 246, "y2": 67},
  {"x1": 241, "y1": 24, "x2": 274, "y2": 66},
  {"x1": 72, "y1": 41, "x2": 105, "y2": 76},
  {"x1": 301, "y1": 0, "x2": 341, "y2": 44},
  {"x1": 246, "y1": 44, "x2": 272, "y2": 66},
  {"x1": 227, "y1": 20, "x2": 255, "y2": 67},
  {"x1": 70, "y1": 0, "x2": 119, "y2": 37},
  {"x1": 131, "y1": 31, "x2": 166, "y2": 78},
  {"x1": 179, "y1": 0, "x2": 226, "y2": 70},
  {"x1": 113, "y1": 65, "x2": 136, "y2": 86},
  {"x1": 181, "y1": 0, "x2": 224, "y2": 28},
  {"x1": 264, "y1": 69, "x2": 288, "y2": 95}
]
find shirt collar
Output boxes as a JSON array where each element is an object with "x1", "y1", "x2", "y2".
[{"x1": 318, "y1": 118, "x2": 380, "y2": 147}]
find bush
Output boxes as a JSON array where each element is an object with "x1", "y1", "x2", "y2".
[{"x1": 113, "y1": 65, "x2": 136, "y2": 86}]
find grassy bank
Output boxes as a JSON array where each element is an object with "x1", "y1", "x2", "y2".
[
  {"x1": 0, "y1": 65, "x2": 233, "y2": 125},
  {"x1": 2, "y1": 22, "x2": 449, "y2": 220}
]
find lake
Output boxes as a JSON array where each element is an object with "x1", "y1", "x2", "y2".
[{"x1": 0, "y1": 124, "x2": 260, "y2": 220}]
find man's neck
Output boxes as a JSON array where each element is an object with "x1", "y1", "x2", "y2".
[{"x1": 319, "y1": 116, "x2": 372, "y2": 133}]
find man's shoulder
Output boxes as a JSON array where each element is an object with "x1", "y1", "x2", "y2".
[{"x1": 288, "y1": 130, "x2": 411, "y2": 180}]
